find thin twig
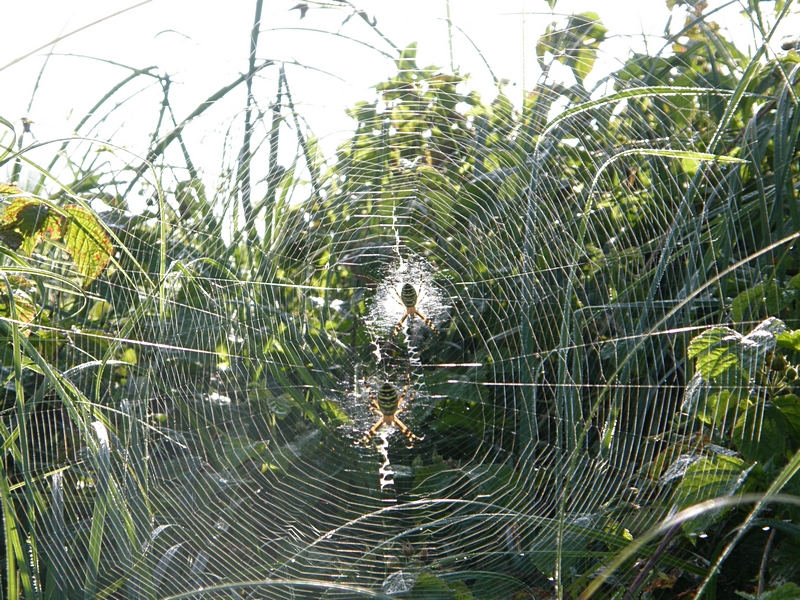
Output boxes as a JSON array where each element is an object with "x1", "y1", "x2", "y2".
[
  {"x1": 166, "y1": 96, "x2": 199, "y2": 182},
  {"x1": 281, "y1": 66, "x2": 320, "y2": 202},
  {"x1": 37, "y1": 67, "x2": 158, "y2": 194},
  {"x1": 252, "y1": 76, "x2": 285, "y2": 240},
  {"x1": 622, "y1": 523, "x2": 680, "y2": 600},
  {"x1": 758, "y1": 527, "x2": 777, "y2": 597},
  {"x1": 237, "y1": 0, "x2": 265, "y2": 237},
  {"x1": 149, "y1": 75, "x2": 171, "y2": 163},
  {"x1": 124, "y1": 60, "x2": 273, "y2": 197},
  {"x1": 0, "y1": 0, "x2": 154, "y2": 72}
]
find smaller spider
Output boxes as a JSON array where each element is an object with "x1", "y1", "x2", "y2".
[
  {"x1": 390, "y1": 282, "x2": 438, "y2": 340},
  {"x1": 362, "y1": 377, "x2": 423, "y2": 445}
]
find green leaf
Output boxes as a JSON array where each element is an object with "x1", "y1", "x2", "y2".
[
  {"x1": 696, "y1": 390, "x2": 740, "y2": 428},
  {"x1": 773, "y1": 394, "x2": 800, "y2": 439},
  {"x1": 673, "y1": 454, "x2": 753, "y2": 535},
  {"x1": 62, "y1": 205, "x2": 113, "y2": 286},
  {"x1": 777, "y1": 329, "x2": 800, "y2": 353},
  {"x1": 407, "y1": 573, "x2": 454, "y2": 599},
  {"x1": 688, "y1": 327, "x2": 741, "y2": 379},
  {"x1": 733, "y1": 402, "x2": 789, "y2": 463}
]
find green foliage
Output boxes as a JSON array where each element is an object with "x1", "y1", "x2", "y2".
[
  {"x1": 737, "y1": 582, "x2": 800, "y2": 599},
  {"x1": 537, "y1": 12, "x2": 608, "y2": 85},
  {"x1": 4, "y1": 2, "x2": 800, "y2": 599},
  {"x1": 673, "y1": 454, "x2": 753, "y2": 535}
]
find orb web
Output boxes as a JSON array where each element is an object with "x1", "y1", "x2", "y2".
[{"x1": 2, "y1": 2, "x2": 799, "y2": 599}]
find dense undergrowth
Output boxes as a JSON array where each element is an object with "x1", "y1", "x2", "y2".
[{"x1": 3, "y1": 0, "x2": 800, "y2": 598}]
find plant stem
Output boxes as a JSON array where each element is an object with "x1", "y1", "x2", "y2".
[
  {"x1": 622, "y1": 523, "x2": 680, "y2": 600},
  {"x1": 237, "y1": 0, "x2": 265, "y2": 240},
  {"x1": 445, "y1": 0, "x2": 454, "y2": 73},
  {"x1": 758, "y1": 527, "x2": 777, "y2": 597}
]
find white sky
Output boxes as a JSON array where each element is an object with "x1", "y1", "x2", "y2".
[{"x1": 1, "y1": 0, "x2": 796, "y2": 197}]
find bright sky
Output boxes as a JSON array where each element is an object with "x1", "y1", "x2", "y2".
[{"x1": 2, "y1": 0, "x2": 796, "y2": 195}]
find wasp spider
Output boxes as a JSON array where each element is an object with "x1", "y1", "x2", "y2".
[
  {"x1": 362, "y1": 377, "x2": 423, "y2": 445},
  {"x1": 390, "y1": 282, "x2": 438, "y2": 340}
]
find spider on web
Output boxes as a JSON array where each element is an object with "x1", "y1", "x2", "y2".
[
  {"x1": 389, "y1": 280, "x2": 439, "y2": 341},
  {"x1": 361, "y1": 373, "x2": 423, "y2": 446}
]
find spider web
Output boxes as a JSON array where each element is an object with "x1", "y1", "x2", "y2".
[{"x1": 3, "y1": 2, "x2": 800, "y2": 599}]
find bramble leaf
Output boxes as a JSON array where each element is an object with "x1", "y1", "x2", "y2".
[{"x1": 62, "y1": 205, "x2": 113, "y2": 286}]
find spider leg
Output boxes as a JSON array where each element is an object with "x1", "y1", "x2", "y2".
[
  {"x1": 362, "y1": 416, "x2": 387, "y2": 444},
  {"x1": 391, "y1": 312, "x2": 410, "y2": 340},
  {"x1": 393, "y1": 416, "x2": 422, "y2": 443},
  {"x1": 394, "y1": 384, "x2": 412, "y2": 416},
  {"x1": 367, "y1": 392, "x2": 381, "y2": 414},
  {"x1": 411, "y1": 308, "x2": 438, "y2": 334},
  {"x1": 390, "y1": 282, "x2": 405, "y2": 305}
]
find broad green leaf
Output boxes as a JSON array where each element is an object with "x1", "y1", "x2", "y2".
[
  {"x1": 733, "y1": 402, "x2": 789, "y2": 463},
  {"x1": 406, "y1": 573, "x2": 453, "y2": 599},
  {"x1": 688, "y1": 327, "x2": 739, "y2": 358},
  {"x1": 696, "y1": 390, "x2": 740, "y2": 428},
  {"x1": 62, "y1": 205, "x2": 113, "y2": 286},
  {"x1": 688, "y1": 327, "x2": 741, "y2": 379},
  {"x1": 673, "y1": 454, "x2": 753, "y2": 535}
]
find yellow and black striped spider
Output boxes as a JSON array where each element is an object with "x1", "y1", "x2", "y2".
[
  {"x1": 362, "y1": 377, "x2": 423, "y2": 445},
  {"x1": 390, "y1": 282, "x2": 438, "y2": 340}
]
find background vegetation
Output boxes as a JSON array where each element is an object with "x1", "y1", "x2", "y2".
[{"x1": 3, "y1": 0, "x2": 800, "y2": 598}]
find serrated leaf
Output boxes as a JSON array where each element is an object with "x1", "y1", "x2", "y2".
[
  {"x1": 673, "y1": 454, "x2": 752, "y2": 535},
  {"x1": 62, "y1": 205, "x2": 113, "y2": 286},
  {"x1": 688, "y1": 327, "x2": 740, "y2": 358},
  {"x1": 738, "y1": 582, "x2": 800, "y2": 600},
  {"x1": 688, "y1": 327, "x2": 743, "y2": 379},
  {"x1": 0, "y1": 198, "x2": 61, "y2": 254},
  {"x1": 697, "y1": 390, "x2": 740, "y2": 429}
]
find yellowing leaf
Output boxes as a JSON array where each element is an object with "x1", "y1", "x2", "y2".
[
  {"x1": 0, "y1": 183, "x2": 23, "y2": 196},
  {"x1": 0, "y1": 198, "x2": 61, "y2": 254},
  {"x1": 0, "y1": 275, "x2": 37, "y2": 334},
  {"x1": 62, "y1": 205, "x2": 113, "y2": 286}
]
